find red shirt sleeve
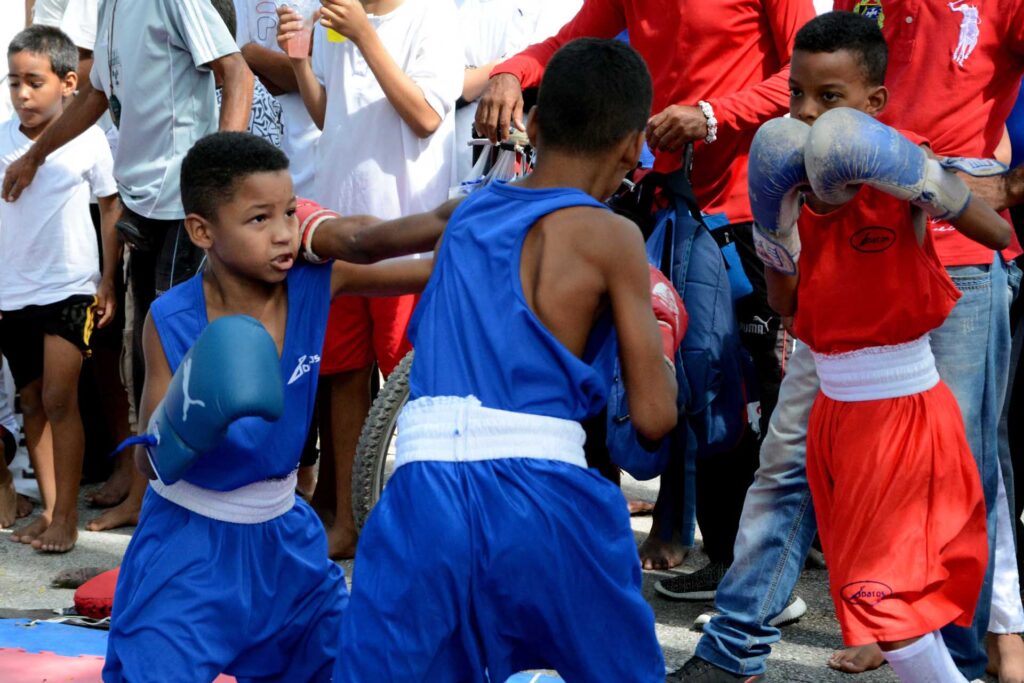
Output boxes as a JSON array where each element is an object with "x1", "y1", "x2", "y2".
[
  {"x1": 490, "y1": 0, "x2": 628, "y2": 88},
  {"x1": 705, "y1": 0, "x2": 816, "y2": 134}
]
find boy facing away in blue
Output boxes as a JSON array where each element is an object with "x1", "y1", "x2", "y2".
[
  {"x1": 104, "y1": 132, "x2": 435, "y2": 683},
  {"x1": 309, "y1": 38, "x2": 687, "y2": 682}
]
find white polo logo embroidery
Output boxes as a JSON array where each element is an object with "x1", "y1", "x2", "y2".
[
  {"x1": 181, "y1": 359, "x2": 206, "y2": 422},
  {"x1": 948, "y1": 1, "x2": 980, "y2": 68},
  {"x1": 288, "y1": 354, "x2": 321, "y2": 385}
]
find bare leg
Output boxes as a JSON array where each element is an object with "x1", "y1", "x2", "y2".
[
  {"x1": 85, "y1": 467, "x2": 144, "y2": 531},
  {"x1": 0, "y1": 461, "x2": 17, "y2": 529},
  {"x1": 31, "y1": 335, "x2": 84, "y2": 553},
  {"x1": 10, "y1": 379, "x2": 54, "y2": 544},
  {"x1": 85, "y1": 344, "x2": 133, "y2": 508},
  {"x1": 828, "y1": 643, "x2": 886, "y2": 673},
  {"x1": 322, "y1": 365, "x2": 373, "y2": 560},
  {"x1": 988, "y1": 633, "x2": 1024, "y2": 683}
]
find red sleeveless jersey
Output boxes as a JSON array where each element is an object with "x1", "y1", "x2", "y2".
[{"x1": 793, "y1": 186, "x2": 961, "y2": 355}]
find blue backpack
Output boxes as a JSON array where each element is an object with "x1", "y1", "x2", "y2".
[{"x1": 605, "y1": 165, "x2": 756, "y2": 479}]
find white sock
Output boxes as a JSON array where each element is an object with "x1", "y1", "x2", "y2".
[{"x1": 881, "y1": 632, "x2": 967, "y2": 683}]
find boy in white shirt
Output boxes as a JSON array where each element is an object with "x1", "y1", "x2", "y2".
[
  {"x1": 278, "y1": 0, "x2": 461, "y2": 558},
  {"x1": 0, "y1": 26, "x2": 119, "y2": 553}
]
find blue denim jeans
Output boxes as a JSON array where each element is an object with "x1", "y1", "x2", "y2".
[{"x1": 696, "y1": 256, "x2": 1018, "y2": 679}]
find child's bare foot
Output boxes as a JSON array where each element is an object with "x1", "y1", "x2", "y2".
[
  {"x1": 85, "y1": 464, "x2": 133, "y2": 508},
  {"x1": 10, "y1": 514, "x2": 49, "y2": 544},
  {"x1": 85, "y1": 497, "x2": 140, "y2": 531},
  {"x1": 326, "y1": 523, "x2": 357, "y2": 560},
  {"x1": 628, "y1": 499, "x2": 655, "y2": 516},
  {"x1": 17, "y1": 495, "x2": 33, "y2": 518},
  {"x1": 828, "y1": 643, "x2": 885, "y2": 673},
  {"x1": 0, "y1": 475, "x2": 17, "y2": 528},
  {"x1": 987, "y1": 632, "x2": 1024, "y2": 683},
  {"x1": 31, "y1": 514, "x2": 78, "y2": 553},
  {"x1": 639, "y1": 533, "x2": 688, "y2": 570}
]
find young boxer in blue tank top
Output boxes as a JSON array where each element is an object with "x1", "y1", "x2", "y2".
[
  {"x1": 306, "y1": 39, "x2": 687, "y2": 683},
  {"x1": 104, "y1": 133, "x2": 438, "y2": 683}
]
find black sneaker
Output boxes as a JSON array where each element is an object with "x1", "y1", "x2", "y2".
[
  {"x1": 666, "y1": 656, "x2": 763, "y2": 682},
  {"x1": 655, "y1": 562, "x2": 729, "y2": 601}
]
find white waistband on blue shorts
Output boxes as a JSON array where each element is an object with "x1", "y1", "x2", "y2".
[
  {"x1": 150, "y1": 470, "x2": 297, "y2": 524},
  {"x1": 812, "y1": 335, "x2": 940, "y2": 402},
  {"x1": 394, "y1": 396, "x2": 587, "y2": 470}
]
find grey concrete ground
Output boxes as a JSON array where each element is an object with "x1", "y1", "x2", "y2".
[{"x1": 0, "y1": 467, "x2": 995, "y2": 682}]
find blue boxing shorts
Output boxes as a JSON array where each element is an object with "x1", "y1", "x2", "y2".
[
  {"x1": 335, "y1": 397, "x2": 665, "y2": 683},
  {"x1": 104, "y1": 474, "x2": 348, "y2": 683}
]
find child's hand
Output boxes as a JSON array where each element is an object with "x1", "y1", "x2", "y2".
[
  {"x1": 276, "y1": 5, "x2": 309, "y2": 59},
  {"x1": 319, "y1": 0, "x2": 372, "y2": 45},
  {"x1": 95, "y1": 279, "x2": 117, "y2": 328}
]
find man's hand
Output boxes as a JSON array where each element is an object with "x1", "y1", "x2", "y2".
[
  {"x1": 2, "y1": 150, "x2": 42, "y2": 202},
  {"x1": 646, "y1": 105, "x2": 708, "y2": 153},
  {"x1": 474, "y1": 73, "x2": 525, "y2": 143},
  {"x1": 95, "y1": 278, "x2": 117, "y2": 328},
  {"x1": 277, "y1": 5, "x2": 311, "y2": 59},
  {"x1": 320, "y1": 0, "x2": 372, "y2": 45}
]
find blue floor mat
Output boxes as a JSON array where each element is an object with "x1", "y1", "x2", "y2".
[{"x1": 0, "y1": 619, "x2": 107, "y2": 657}]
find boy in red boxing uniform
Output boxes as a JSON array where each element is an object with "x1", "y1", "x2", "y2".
[{"x1": 751, "y1": 12, "x2": 1010, "y2": 681}]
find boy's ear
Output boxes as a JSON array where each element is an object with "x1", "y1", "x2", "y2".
[
  {"x1": 620, "y1": 130, "x2": 645, "y2": 170},
  {"x1": 183, "y1": 214, "x2": 215, "y2": 250},
  {"x1": 61, "y1": 70, "x2": 78, "y2": 98},
  {"x1": 864, "y1": 84, "x2": 889, "y2": 117}
]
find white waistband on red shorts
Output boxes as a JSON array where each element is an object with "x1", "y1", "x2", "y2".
[
  {"x1": 812, "y1": 335, "x2": 940, "y2": 402},
  {"x1": 395, "y1": 396, "x2": 587, "y2": 470},
  {"x1": 150, "y1": 470, "x2": 297, "y2": 524}
]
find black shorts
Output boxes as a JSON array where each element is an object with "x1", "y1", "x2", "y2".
[{"x1": 0, "y1": 294, "x2": 96, "y2": 389}]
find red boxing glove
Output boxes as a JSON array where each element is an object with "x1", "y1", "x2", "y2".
[
  {"x1": 649, "y1": 264, "x2": 687, "y2": 366},
  {"x1": 296, "y1": 197, "x2": 340, "y2": 264}
]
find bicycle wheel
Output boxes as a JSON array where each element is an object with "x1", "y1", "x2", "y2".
[{"x1": 351, "y1": 351, "x2": 412, "y2": 531}]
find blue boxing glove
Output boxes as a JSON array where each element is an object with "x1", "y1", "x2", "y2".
[
  {"x1": 748, "y1": 117, "x2": 812, "y2": 275},
  {"x1": 805, "y1": 107, "x2": 1007, "y2": 221},
  {"x1": 144, "y1": 315, "x2": 284, "y2": 485}
]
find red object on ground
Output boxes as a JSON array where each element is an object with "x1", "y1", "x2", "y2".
[
  {"x1": 0, "y1": 648, "x2": 237, "y2": 682},
  {"x1": 74, "y1": 567, "x2": 120, "y2": 619}
]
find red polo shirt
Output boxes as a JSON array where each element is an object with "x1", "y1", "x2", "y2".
[
  {"x1": 835, "y1": 0, "x2": 1024, "y2": 265},
  {"x1": 492, "y1": 0, "x2": 816, "y2": 224}
]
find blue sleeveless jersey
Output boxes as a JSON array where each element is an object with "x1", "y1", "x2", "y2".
[
  {"x1": 408, "y1": 182, "x2": 616, "y2": 421},
  {"x1": 150, "y1": 261, "x2": 333, "y2": 490}
]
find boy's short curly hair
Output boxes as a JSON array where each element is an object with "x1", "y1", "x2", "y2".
[
  {"x1": 534, "y1": 38, "x2": 653, "y2": 155},
  {"x1": 181, "y1": 133, "x2": 290, "y2": 219},
  {"x1": 7, "y1": 25, "x2": 78, "y2": 79},
  {"x1": 794, "y1": 11, "x2": 888, "y2": 86}
]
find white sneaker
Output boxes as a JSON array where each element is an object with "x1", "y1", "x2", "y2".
[{"x1": 693, "y1": 595, "x2": 807, "y2": 631}]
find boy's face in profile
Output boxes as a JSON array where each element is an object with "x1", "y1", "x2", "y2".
[
  {"x1": 789, "y1": 49, "x2": 887, "y2": 125},
  {"x1": 7, "y1": 51, "x2": 75, "y2": 136},
  {"x1": 186, "y1": 171, "x2": 300, "y2": 284}
]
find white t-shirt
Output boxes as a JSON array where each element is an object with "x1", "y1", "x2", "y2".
[
  {"x1": 0, "y1": 119, "x2": 116, "y2": 311},
  {"x1": 32, "y1": 0, "x2": 70, "y2": 26},
  {"x1": 311, "y1": 0, "x2": 463, "y2": 218},
  {"x1": 0, "y1": 4, "x2": 26, "y2": 123},
  {"x1": 233, "y1": 0, "x2": 321, "y2": 197},
  {"x1": 453, "y1": 0, "x2": 582, "y2": 181},
  {"x1": 814, "y1": 0, "x2": 833, "y2": 13},
  {"x1": 60, "y1": 0, "x2": 99, "y2": 51}
]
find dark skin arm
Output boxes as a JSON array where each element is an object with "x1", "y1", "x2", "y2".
[
  {"x1": 241, "y1": 42, "x2": 299, "y2": 95},
  {"x1": 961, "y1": 166, "x2": 1024, "y2": 213},
  {"x1": 330, "y1": 257, "x2": 433, "y2": 299},
  {"x1": 949, "y1": 195, "x2": 1012, "y2": 250},
  {"x1": 133, "y1": 314, "x2": 173, "y2": 480},
  {"x1": 208, "y1": 52, "x2": 254, "y2": 132},
  {"x1": 765, "y1": 267, "x2": 799, "y2": 318},
  {"x1": 311, "y1": 198, "x2": 462, "y2": 264}
]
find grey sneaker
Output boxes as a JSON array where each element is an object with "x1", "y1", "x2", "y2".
[
  {"x1": 655, "y1": 562, "x2": 729, "y2": 601},
  {"x1": 666, "y1": 656, "x2": 763, "y2": 682},
  {"x1": 692, "y1": 595, "x2": 807, "y2": 631}
]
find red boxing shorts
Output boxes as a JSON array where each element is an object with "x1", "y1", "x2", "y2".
[
  {"x1": 321, "y1": 294, "x2": 416, "y2": 377},
  {"x1": 807, "y1": 380, "x2": 987, "y2": 646}
]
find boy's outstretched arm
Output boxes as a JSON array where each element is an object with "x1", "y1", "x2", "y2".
[
  {"x1": 330, "y1": 257, "x2": 433, "y2": 299},
  {"x1": 601, "y1": 216, "x2": 678, "y2": 441},
  {"x1": 132, "y1": 314, "x2": 173, "y2": 480},
  {"x1": 948, "y1": 195, "x2": 1012, "y2": 250},
  {"x1": 306, "y1": 198, "x2": 462, "y2": 264}
]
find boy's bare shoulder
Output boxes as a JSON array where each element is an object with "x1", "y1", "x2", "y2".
[{"x1": 547, "y1": 205, "x2": 646, "y2": 255}]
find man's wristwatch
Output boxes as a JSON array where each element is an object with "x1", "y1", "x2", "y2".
[{"x1": 697, "y1": 100, "x2": 718, "y2": 145}]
